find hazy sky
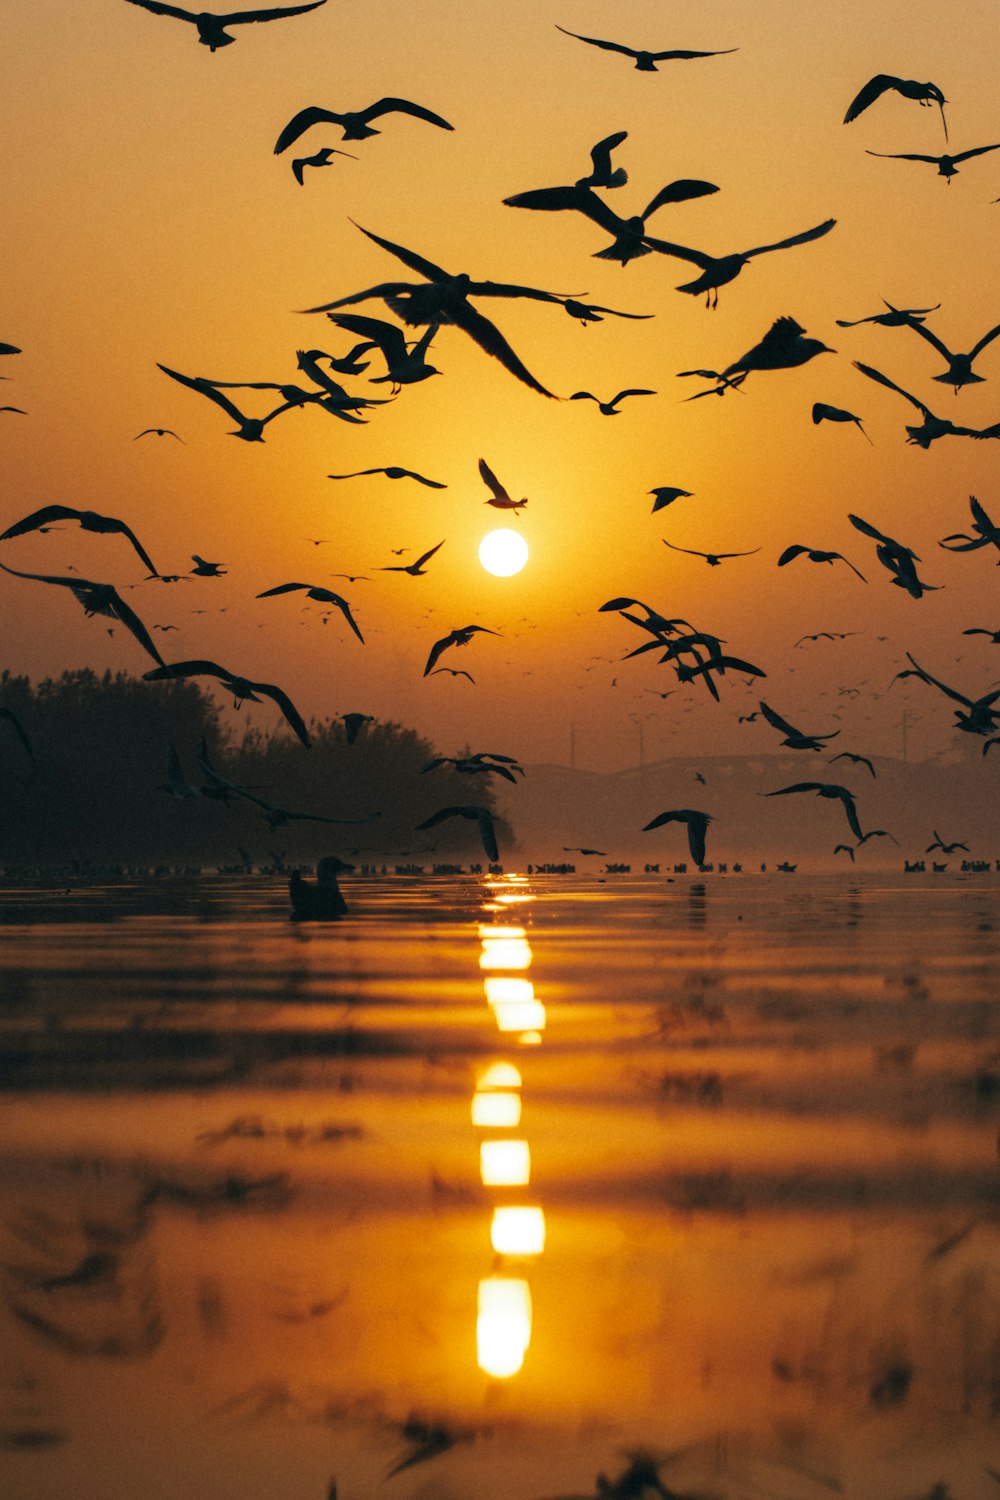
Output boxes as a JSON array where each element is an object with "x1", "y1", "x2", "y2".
[{"x1": 4, "y1": 0, "x2": 1000, "y2": 770}]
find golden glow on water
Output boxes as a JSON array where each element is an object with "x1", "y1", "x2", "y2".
[
  {"x1": 490, "y1": 1206, "x2": 546, "y2": 1257},
  {"x1": 476, "y1": 1276, "x2": 532, "y2": 1379},
  {"x1": 490, "y1": 998, "x2": 547, "y2": 1033},
  {"x1": 480, "y1": 1138, "x2": 531, "y2": 1186},
  {"x1": 482, "y1": 976, "x2": 534, "y2": 1004},
  {"x1": 478, "y1": 937, "x2": 533, "y2": 970},
  {"x1": 475, "y1": 1061, "x2": 522, "y2": 1090},
  {"x1": 471, "y1": 1090, "x2": 522, "y2": 1128}
]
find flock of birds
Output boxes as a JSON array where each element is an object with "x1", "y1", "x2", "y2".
[{"x1": 4, "y1": 4, "x2": 1000, "y2": 878}]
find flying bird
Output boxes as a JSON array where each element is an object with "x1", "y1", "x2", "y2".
[
  {"x1": 648, "y1": 221, "x2": 836, "y2": 307},
  {"x1": 663, "y1": 540, "x2": 760, "y2": 566},
  {"x1": 560, "y1": 297, "x2": 653, "y2": 325},
  {"x1": 812, "y1": 402, "x2": 872, "y2": 443},
  {"x1": 852, "y1": 361, "x2": 978, "y2": 447},
  {"x1": 571, "y1": 388, "x2": 655, "y2": 414},
  {"x1": 576, "y1": 130, "x2": 629, "y2": 188},
  {"x1": 896, "y1": 315, "x2": 1000, "y2": 392},
  {"x1": 157, "y1": 363, "x2": 300, "y2": 442},
  {"x1": 939, "y1": 495, "x2": 1000, "y2": 557},
  {"x1": 300, "y1": 223, "x2": 564, "y2": 397},
  {"x1": 866, "y1": 142, "x2": 1000, "y2": 181},
  {"x1": 848, "y1": 513, "x2": 940, "y2": 597},
  {"x1": 836, "y1": 299, "x2": 940, "y2": 327},
  {"x1": 124, "y1": 0, "x2": 328, "y2": 50},
  {"x1": 478, "y1": 458, "x2": 527, "y2": 511},
  {"x1": 642, "y1": 808, "x2": 713, "y2": 866},
  {"x1": 274, "y1": 97, "x2": 454, "y2": 152},
  {"x1": 893, "y1": 653, "x2": 1000, "y2": 737},
  {"x1": 926, "y1": 831, "x2": 969, "y2": 854},
  {"x1": 554, "y1": 26, "x2": 737, "y2": 72},
  {"x1": 340, "y1": 712, "x2": 373, "y2": 743},
  {"x1": 190, "y1": 555, "x2": 226, "y2": 576},
  {"x1": 1, "y1": 563, "x2": 165, "y2": 666},
  {"x1": 843, "y1": 74, "x2": 948, "y2": 139},
  {"x1": 323, "y1": 313, "x2": 439, "y2": 390},
  {"x1": 758, "y1": 700, "x2": 840, "y2": 750},
  {"x1": 649, "y1": 487, "x2": 693, "y2": 513},
  {"x1": 380, "y1": 540, "x2": 445, "y2": 576},
  {"x1": 416, "y1": 805, "x2": 500, "y2": 862},
  {"x1": 422, "y1": 751, "x2": 523, "y2": 784},
  {"x1": 722, "y1": 317, "x2": 834, "y2": 378},
  {"x1": 503, "y1": 178, "x2": 719, "y2": 265},
  {"x1": 255, "y1": 583, "x2": 364, "y2": 641},
  {"x1": 0, "y1": 504, "x2": 160, "y2": 576},
  {"x1": 423, "y1": 625, "x2": 500, "y2": 676},
  {"x1": 328, "y1": 466, "x2": 446, "y2": 488},
  {"x1": 829, "y1": 751, "x2": 876, "y2": 777},
  {"x1": 778, "y1": 544, "x2": 866, "y2": 580},
  {"x1": 291, "y1": 146, "x2": 357, "y2": 185},
  {"x1": 142, "y1": 660, "x2": 311, "y2": 746},
  {"x1": 764, "y1": 782, "x2": 865, "y2": 841},
  {"x1": 134, "y1": 427, "x2": 184, "y2": 441},
  {"x1": 429, "y1": 667, "x2": 475, "y2": 683}
]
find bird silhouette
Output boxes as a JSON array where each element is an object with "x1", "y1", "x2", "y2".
[
  {"x1": 778, "y1": 544, "x2": 866, "y2": 580},
  {"x1": 157, "y1": 364, "x2": 301, "y2": 441},
  {"x1": 722, "y1": 317, "x2": 834, "y2": 378},
  {"x1": 290, "y1": 857, "x2": 351, "y2": 919},
  {"x1": 836, "y1": 299, "x2": 940, "y2": 327},
  {"x1": 190, "y1": 555, "x2": 226, "y2": 576},
  {"x1": 643, "y1": 808, "x2": 713, "y2": 865},
  {"x1": 812, "y1": 402, "x2": 872, "y2": 442},
  {"x1": 274, "y1": 97, "x2": 454, "y2": 152},
  {"x1": 571, "y1": 388, "x2": 655, "y2": 414},
  {"x1": 758, "y1": 700, "x2": 840, "y2": 750},
  {"x1": 926, "y1": 831, "x2": 969, "y2": 854},
  {"x1": 765, "y1": 782, "x2": 865, "y2": 840},
  {"x1": 380, "y1": 540, "x2": 445, "y2": 577},
  {"x1": 124, "y1": 0, "x2": 327, "y2": 50},
  {"x1": 663, "y1": 540, "x2": 760, "y2": 566},
  {"x1": 255, "y1": 583, "x2": 364, "y2": 641},
  {"x1": 328, "y1": 466, "x2": 446, "y2": 488},
  {"x1": 478, "y1": 458, "x2": 527, "y2": 511},
  {"x1": 340, "y1": 712, "x2": 373, "y2": 743},
  {"x1": 848, "y1": 513, "x2": 940, "y2": 597},
  {"x1": 291, "y1": 146, "x2": 357, "y2": 185},
  {"x1": 0, "y1": 707, "x2": 34, "y2": 762},
  {"x1": 143, "y1": 660, "x2": 311, "y2": 745},
  {"x1": 1, "y1": 562, "x2": 166, "y2": 665},
  {"x1": 844, "y1": 74, "x2": 948, "y2": 139},
  {"x1": 893, "y1": 653, "x2": 1000, "y2": 737},
  {"x1": 897, "y1": 315, "x2": 1000, "y2": 392},
  {"x1": 0, "y1": 505, "x2": 160, "y2": 576},
  {"x1": 852, "y1": 362, "x2": 977, "y2": 447},
  {"x1": 422, "y1": 751, "x2": 523, "y2": 783},
  {"x1": 423, "y1": 625, "x2": 500, "y2": 676},
  {"x1": 503, "y1": 178, "x2": 719, "y2": 265},
  {"x1": 297, "y1": 345, "x2": 374, "y2": 384},
  {"x1": 649, "y1": 486, "x2": 693, "y2": 513},
  {"x1": 576, "y1": 130, "x2": 629, "y2": 188},
  {"x1": 415, "y1": 805, "x2": 499, "y2": 862},
  {"x1": 555, "y1": 26, "x2": 737, "y2": 72},
  {"x1": 300, "y1": 222, "x2": 567, "y2": 396},
  {"x1": 134, "y1": 427, "x2": 184, "y2": 441},
  {"x1": 939, "y1": 495, "x2": 1000, "y2": 557},
  {"x1": 559, "y1": 296, "x2": 653, "y2": 325},
  {"x1": 323, "y1": 312, "x2": 440, "y2": 391},
  {"x1": 866, "y1": 142, "x2": 1000, "y2": 180},
  {"x1": 829, "y1": 751, "x2": 876, "y2": 777},
  {"x1": 647, "y1": 222, "x2": 836, "y2": 307},
  {"x1": 429, "y1": 666, "x2": 475, "y2": 683}
]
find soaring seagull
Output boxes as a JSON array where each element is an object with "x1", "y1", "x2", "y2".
[{"x1": 124, "y1": 0, "x2": 327, "y2": 51}]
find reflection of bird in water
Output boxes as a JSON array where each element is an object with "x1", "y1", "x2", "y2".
[
  {"x1": 291, "y1": 145, "x2": 357, "y2": 184},
  {"x1": 124, "y1": 0, "x2": 327, "y2": 50},
  {"x1": 422, "y1": 750, "x2": 523, "y2": 783},
  {"x1": 1, "y1": 562, "x2": 165, "y2": 666},
  {"x1": 812, "y1": 402, "x2": 872, "y2": 443},
  {"x1": 274, "y1": 97, "x2": 454, "y2": 151},
  {"x1": 571, "y1": 388, "x2": 655, "y2": 414},
  {"x1": 576, "y1": 130, "x2": 629, "y2": 188},
  {"x1": 848, "y1": 513, "x2": 940, "y2": 597},
  {"x1": 843, "y1": 74, "x2": 948, "y2": 139},
  {"x1": 664, "y1": 540, "x2": 760, "y2": 567},
  {"x1": 778, "y1": 544, "x2": 866, "y2": 580},
  {"x1": 301, "y1": 222, "x2": 567, "y2": 397},
  {"x1": 759, "y1": 700, "x2": 840, "y2": 750},
  {"x1": 325, "y1": 312, "x2": 440, "y2": 391},
  {"x1": 837, "y1": 299, "x2": 940, "y2": 327},
  {"x1": 866, "y1": 142, "x2": 1000, "y2": 180},
  {"x1": 0, "y1": 504, "x2": 161, "y2": 577},
  {"x1": 416, "y1": 805, "x2": 500, "y2": 862},
  {"x1": 765, "y1": 782, "x2": 865, "y2": 841},
  {"x1": 643, "y1": 808, "x2": 713, "y2": 865},
  {"x1": 380, "y1": 540, "x2": 445, "y2": 577},
  {"x1": 503, "y1": 178, "x2": 718, "y2": 265},
  {"x1": 926, "y1": 831, "x2": 969, "y2": 854},
  {"x1": 895, "y1": 315, "x2": 1000, "y2": 392},
  {"x1": 143, "y1": 660, "x2": 311, "y2": 745},
  {"x1": 290, "y1": 857, "x2": 351, "y2": 920},
  {"x1": 648, "y1": 223, "x2": 835, "y2": 307},
  {"x1": 328, "y1": 466, "x2": 446, "y2": 488},
  {"x1": 940, "y1": 495, "x2": 1000, "y2": 557},
  {"x1": 255, "y1": 582, "x2": 364, "y2": 641},
  {"x1": 423, "y1": 624, "x2": 500, "y2": 675},
  {"x1": 852, "y1": 362, "x2": 976, "y2": 447},
  {"x1": 478, "y1": 458, "x2": 527, "y2": 510},
  {"x1": 134, "y1": 427, "x2": 184, "y2": 441},
  {"x1": 555, "y1": 25, "x2": 737, "y2": 72},
  {"x1": 722, "y1": 317, "x2": 834, "y2": 377}
]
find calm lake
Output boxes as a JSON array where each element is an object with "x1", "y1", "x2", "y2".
[{"x1": 1, "y1": 872, "x2": 998, "y2": 1500}]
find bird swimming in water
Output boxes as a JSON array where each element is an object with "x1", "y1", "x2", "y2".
[
  {"x1": 554, "y1": 26, "x2": 737, "y2": 72},
  {"x1": 289, "y1": 857, "x2": 351, "y2": 920},
  {"x1": 274, "y1": 97, "x2": 454, "y2": 151},
  {"x1": 423, "y1": 625, "x2": 500, "y2": 676},
  {"x1": 255, "y1": 582, "x2": 364, "y2": 641},
  {"x1": 571, "y1": 388, "x2": 656, "y2": 414},
  {"x1": 0, "y1": 504, "x2": 161, "y2": 577},
  {"x1": 478, "y1": 458, "x2": 527, "y2": 511},
  {"x1": 843, "y1": 74, "x2": 948, "y2": 139},
  {"x1": 865, "y1": 142, "x2": 1000, "y2": 181},
  {"x1": 124, "y1": 0, "x2": 328, "y2": 50},
  {"x1": 642, "y1": 808, "x2": 713, "y2": 865},
  {"x1": 812, "y1": 402, "x2": 872, "y2": 442}
]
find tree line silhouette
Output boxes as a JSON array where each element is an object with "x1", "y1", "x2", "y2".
[{"x1": 0, "y1": 669, "x2": 511, "y2": 870}]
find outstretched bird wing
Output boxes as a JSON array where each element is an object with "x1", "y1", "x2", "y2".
[
  {"x1": 852, "y1": 360, "x2": 931, "y2": 415},
  {"x1": 555, "y1": 26, "x2": 638, "y2": 57},
  {"x1": 740, "y1": 218, "x2": 837, "y2": 260},
  {"x1": 350, "y1": 221, "x2": 451, "y2": 283},
  {"x1": 353, "y1": 96, "x2": 454, "y2": 131},
  {"x1": 275, "y1": 106, "x2": 348, "y2": 154},
  {"x1": 844, "y1": 75, "x2": 903, "y2": 123},
  {"x1": 478, "y1": 459, "x2": 509, "y2": 502},
  {"x1": 124, "y1": 0, "x2": 201, "y2": 21},
  {"x1": 758, "y1": 701, "x2": 800, "y2": 737},
  {"x1": 217, "y1": 2, "x2": 327, "y2": 26}
]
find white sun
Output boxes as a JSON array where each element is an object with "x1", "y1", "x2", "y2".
[{"x1": 479, "y1": 528, "x2": 529, "y2": 577}]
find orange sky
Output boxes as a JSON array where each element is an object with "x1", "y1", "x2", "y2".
[{"x1": 4, "y1": 0, "x2": 1000, "y2": 770}]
